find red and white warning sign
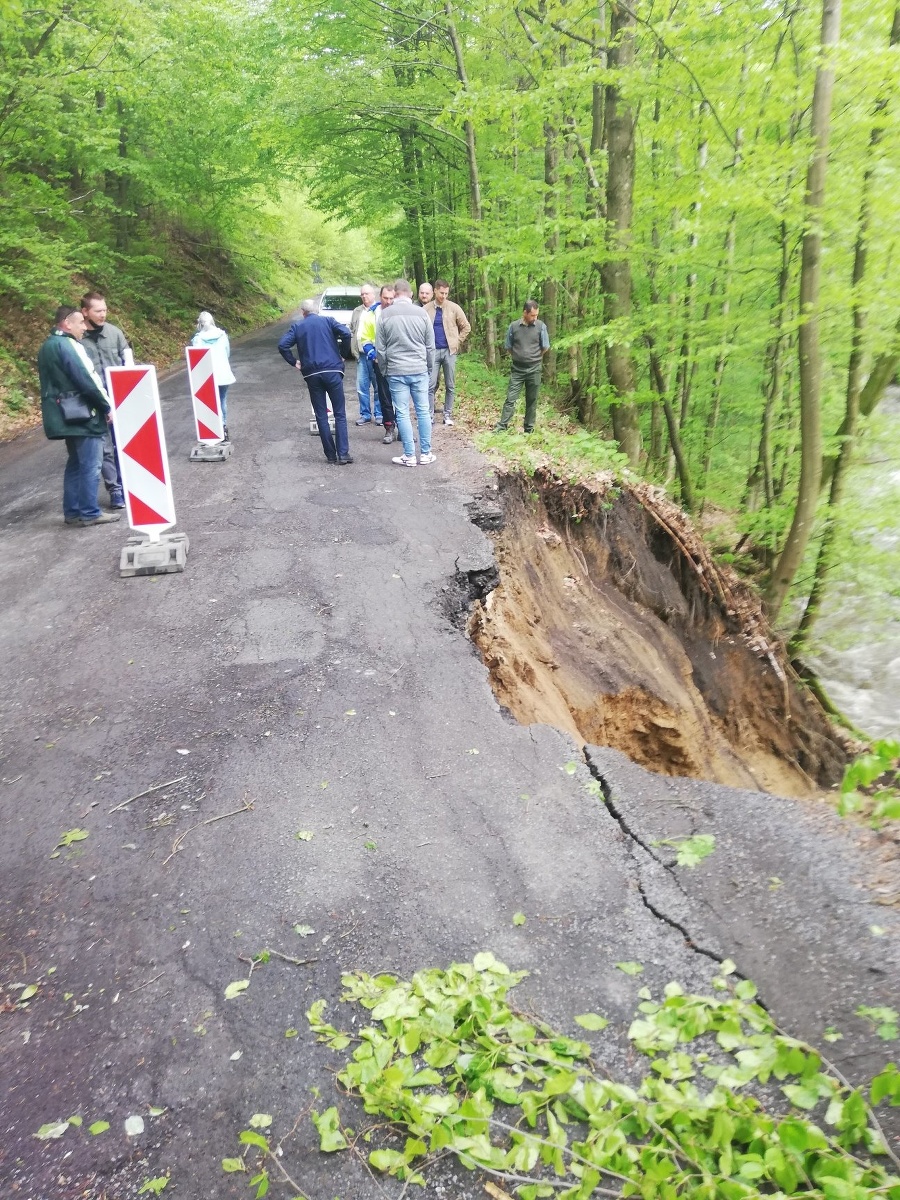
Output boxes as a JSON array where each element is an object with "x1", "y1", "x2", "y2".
[
  {"x1": 105, "y1": 365, "x2": 176, "y2": 542},
  {"x1": 185, "y1": 346, "x2": 224, "y2": 443}
]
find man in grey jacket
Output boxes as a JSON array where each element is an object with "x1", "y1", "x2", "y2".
[
  {"x1": 376, "y1": 279, "x2": 436, "y2": 467},
  {"x1": 80, "y1": 291, "x2": 129, "y2": 508}
]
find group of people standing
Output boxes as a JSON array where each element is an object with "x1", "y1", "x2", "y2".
[
  {"x1": 278, "y1": 276, "x2": 473, "y2": 468},
  {"x1": 36, "y1": 275, "x2": 552, "y2": 525},
  {"x1": 277, "y1": 277, "x2": 551, "y2": 468},
  {"x1": 37, "y1": 292, "x2": 235, "y2": 526}
]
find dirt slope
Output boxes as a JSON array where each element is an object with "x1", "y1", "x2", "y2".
[{"x1": 468, "y1": 473, "x2": 846, "y2": 797}]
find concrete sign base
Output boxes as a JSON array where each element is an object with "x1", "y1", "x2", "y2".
[
  {"x1": 120, "y1": 532, "x2": 190, "y2": 578},
  {"x1": 310, "y1": 417, "x2": 336, "y2": 436},
  {"x1": 190, "y1": 440, "x2": 234, "y2": 462}
]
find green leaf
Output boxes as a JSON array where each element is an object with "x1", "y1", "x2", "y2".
[
  {"x1": 369, "y1": 1148, "x2": 409, "y2": 1175},
  {"x1": 20, "y1": 983, "x2": 39, "y2": 1000},
  {"x1": 137, "y1": 1178, "x2": 169, "y2": 1195},
  {"x1": 34, "y1": 1121, "x2": 70, "y2": 1140},
  {"x1": 89, "y1": 1120, "x2": 110, "y2": 1135},
  {"x1": 285, "y1": 1028, "x2": 299, "y2": 1038},
  {"x1": 222, "y1": 1158, "x2": 245, "y2": 1173},
  {"x1": 54, "y1": 828, "x2": 88, "y2": 851},
  {"x1": 312, "y1": 1106, "x2": 349, "y2": 1152},
  {"x1": 782, "y1": 1083, "x2": 820, "y2": 1110},
  {"x1": 293, "y1": 924, "x2": 315, "y2": 937},
  {"x1": 295, "y1": 830, "x2": 314, "y2": 841},
  {"x1": 225, "y1": 979, "x2": 250, "y2": 1000},
  {"x1": 652, "y1": 833, "x2": 716, "y2": 866},
  {"x1": 615, "y1": 961, "x2": 644, "y2": 976},
  {"x1": 574, "y1": 1013, "x2": 609, "y2": 1031},
  {"x1": 512, "y1": 912, "x2": 526, "y2": 926},
  {"x1": 248, "y1": 1113, "x2": 272, "y2": 1129},
  {"x1": 239, "y1": 1130, "x2": 270, "y2": 1150}
]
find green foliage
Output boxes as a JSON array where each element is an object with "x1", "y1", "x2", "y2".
[
  {"x1": 291, "y1": 955, "x2": 900, "y2": 1199},
  {"x1": 652, "y1": 834, "x2": 717, "y2": 868},
  {"x1": 837, "y1": 740, "x2": 900, "y2": 824},
  {"x1": 856, "y1": 1007, "x2": 899, "y2": 1043}
]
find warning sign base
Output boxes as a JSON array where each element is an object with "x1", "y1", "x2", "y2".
[
  {"x1": 120, "y1": 531, "x2": 190, "y2": 577},
  {"x1": 310, "y1": 417, "x2": 335, "y2": 436},
  {"x1": 190, "y1": 440, "x2": 234, "y2": 462}
]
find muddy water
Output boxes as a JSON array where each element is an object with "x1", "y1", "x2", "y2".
[{"x1": 806, "y1": 389, "x2": 900, "y2": 740}]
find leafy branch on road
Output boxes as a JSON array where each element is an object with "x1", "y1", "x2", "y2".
[{"x1": 223, "y1": 954, "x2": 900, "y2": 1199}]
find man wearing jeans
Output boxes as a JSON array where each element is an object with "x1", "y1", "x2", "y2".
[
  {"x1": 278, "y1": 300, "x2": 353, "y2": 465},
  {"x1": 495, "y1": 300, "x2": 551, "y2": 433},
  {"x1": 376, "y1": 279, "x2": 435, "y2": 467},
  {"x1": 80, "y1": 291, "x2": 129, "y2": 508},
  {"x1": 424, "y1": 280, "x2": 471, "y2": 424},
  {"x1": 351, "y1": 282, "x2": 382, "y2": 425},
  {"x1": 38, "y1": 305, "x2": 122, "y2": 527}
]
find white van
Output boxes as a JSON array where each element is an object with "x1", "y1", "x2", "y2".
[{"x1": 316, "y1": 287, "x2": 360, "y2": 328}]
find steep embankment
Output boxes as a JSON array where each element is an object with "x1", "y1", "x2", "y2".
[{"x1": 466, "y1": 472, "x2": 847, "y2": 797}]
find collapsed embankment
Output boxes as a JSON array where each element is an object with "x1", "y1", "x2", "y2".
[{"x1": 465, "y1": 472, "x2": 847, "y2": 798}]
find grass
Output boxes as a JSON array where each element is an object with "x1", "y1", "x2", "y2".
[{"x1": 452, "y1": 354, "x2": 629, "y2": 484}]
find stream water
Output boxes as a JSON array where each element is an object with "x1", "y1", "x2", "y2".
[{"x1": 806, "y1": 388, "x2": 900, "y2": 740}]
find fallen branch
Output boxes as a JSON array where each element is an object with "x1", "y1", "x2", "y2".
[
  {"x1": 162, "y1": 800, "x2": 254, "y2": 864},
  {"x1": 267, "y1": 949, "x2": 317, "y2": 967},
  {"x1": 126, "y1": 971, "x2": 164, "y2": 995},
  {"x1": 203, "y1": 799, "x2": 254, "y2": 825},
  {"x1": 109, "y1": 776, "x2": 187, "y2": 814}
]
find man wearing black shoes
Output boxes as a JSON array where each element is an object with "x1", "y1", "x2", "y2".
[
  {"x1": 278, "y1": 300, "x2": 354, "y2": 464},
  {"x1": 495, "y1": 300, "x2": 550, "y2": 434},
  {"x1": 38, "y1": 305, "x2": 123, "y2": 527}
]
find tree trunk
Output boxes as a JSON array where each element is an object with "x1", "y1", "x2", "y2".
[
  {"x1": 647, "y1": 335, "x2": 695, "y2": 510},
  {"x1": 793, "y1": 3, "x2": 899, "y2": 646},
  {"x1": 766, "y1": 0, "x2": 842, "y2": 618},
  {"x1": 398, "y1": 129, "x2": 426, "y2": 286},
  {"x1": 599, "y1": 0, "x2": 641, "y2": 466},
  {"x1": 542, "y1": 116, "x2": 559, "y2": 379},
  {"x1": 444, "y1": 0, "x2": 497, "y2": 366}
]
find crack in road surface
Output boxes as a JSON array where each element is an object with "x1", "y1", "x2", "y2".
[{"x1": 0, "y1": 321, "x2": 896, "y2": 1196}]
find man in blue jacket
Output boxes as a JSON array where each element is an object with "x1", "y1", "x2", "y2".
[
  {"x1": 37, "y1": 305, "x2": 122, "y2": 526},
  {"x1": 278, "y1": 300, "x2": 353, "y2": 465}
]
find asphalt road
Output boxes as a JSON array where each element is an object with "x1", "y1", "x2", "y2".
[{"x1": 1, "y1": 319, "x2": 898, "y2": 1197}]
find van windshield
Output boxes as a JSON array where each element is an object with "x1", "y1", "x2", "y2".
[{"x1": 320, "y1": 294, "x2": 358, "y2": 311}]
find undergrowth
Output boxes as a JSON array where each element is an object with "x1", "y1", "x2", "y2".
[
  {"x1": 837, "y1": 740, "x2": 900, "y2": 825},
  {"x1": 454, "y1": 357, "x2": 629, "y2": 485},
  {"x1": 223, "y1": 954, "x2": 900, "y2": 1199}
]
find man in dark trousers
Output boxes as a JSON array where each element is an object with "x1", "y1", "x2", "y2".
[
  {"x1": 495, "y1": 300, "x2": 551, "y2": 433},
  {"x1": 80, "y1": 291, "x2": 129, "y2": 508},
  {"x1": 38, "y1": 305, "x2": 122, "y2": 526},
  {"x1": 278, "y1": 300, "x2": 353, "y2": 464}
]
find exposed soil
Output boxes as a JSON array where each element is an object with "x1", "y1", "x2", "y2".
[{"x1": 467, "y1": 472, "x2": 848, "y2": 797}]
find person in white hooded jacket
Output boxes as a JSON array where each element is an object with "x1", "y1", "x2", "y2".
[{"x1": 190, "y1": 311, "x2": 236, "y2": 440}]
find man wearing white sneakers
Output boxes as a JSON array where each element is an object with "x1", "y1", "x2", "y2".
[{"x1": 376, "y1": 278, "x2": 436, "y2": 467}]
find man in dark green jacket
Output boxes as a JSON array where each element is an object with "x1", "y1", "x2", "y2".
[{"x1": 37, "y1": 306, "x2": 122, "y2": 527}]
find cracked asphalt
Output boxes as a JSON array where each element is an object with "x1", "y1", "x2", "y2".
[{"x1": 1, "y1": 317, "x2": 898, "y2": 1197}]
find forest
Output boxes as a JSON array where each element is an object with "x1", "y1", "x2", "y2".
[{"x1": 1, "y1": 0, "x2": 899, "y2": 638}]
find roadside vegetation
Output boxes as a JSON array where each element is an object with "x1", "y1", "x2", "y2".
[{"x1": 220, "y1": 953, "x2": 900, "y2": 1199}]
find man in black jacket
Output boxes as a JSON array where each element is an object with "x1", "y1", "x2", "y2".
[
  {"x1": 278, "y1": 300, "x2": 354, "y2": 464},
  {"x1": 37, "y1": 306, "x2": 122, "y2": 526}
]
